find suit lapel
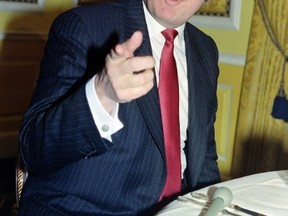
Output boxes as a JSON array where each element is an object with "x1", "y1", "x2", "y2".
[
  {"x1": 125, "y1": 0, "x2": 165, "y2": 158},
  {"x1": 184, "y1": 26, "x2": 208, "y2": 187}
]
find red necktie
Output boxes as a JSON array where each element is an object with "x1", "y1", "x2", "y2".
[{"x1": 158, "y1": 29, "x2": 181, "y2": 201}]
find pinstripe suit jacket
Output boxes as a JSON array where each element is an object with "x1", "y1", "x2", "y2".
[{"x1": 18, "y1": 0, "x2": 220, "y2": 215}]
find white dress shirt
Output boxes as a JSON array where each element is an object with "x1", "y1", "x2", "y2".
[{"x1": 85, "y1": 2, "x2": 188, "y2": 177}]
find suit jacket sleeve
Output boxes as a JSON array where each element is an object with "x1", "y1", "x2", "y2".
[{"x1": 19, "y1": 10, "x2": 119, "y2": 175}]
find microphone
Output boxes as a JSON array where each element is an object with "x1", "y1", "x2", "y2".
[{"x1": 204, "y1": 187, "x2": 233, "y2": 216}]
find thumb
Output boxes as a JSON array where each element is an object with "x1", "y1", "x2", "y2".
[{"x1": 115, "y1": 31, "x2": 143, "y2": 58}]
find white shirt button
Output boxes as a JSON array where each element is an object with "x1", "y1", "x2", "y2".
[{"x1": 101, "y1": 124, "x2": 110, "y2": 132}]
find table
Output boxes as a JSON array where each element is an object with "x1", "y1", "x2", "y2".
[{"x1": 156, "y1": 170, "x2": 288, "y2": 216}]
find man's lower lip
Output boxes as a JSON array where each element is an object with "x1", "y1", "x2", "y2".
[{"x1": 164, "y1": 0, "x2": 182, "y2": 6}]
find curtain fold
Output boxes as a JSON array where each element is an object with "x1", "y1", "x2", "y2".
[{"x1": 232, "y1": 0, "x2": 288, "y2": 177}]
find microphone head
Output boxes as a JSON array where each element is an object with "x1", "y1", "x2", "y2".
[{"x1": 212, "y1": 187, "x2": 233, "y2": 207}]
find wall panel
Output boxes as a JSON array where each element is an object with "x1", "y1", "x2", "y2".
[{"x1": 0, "y1": 36, "x2": 46, "y2": 157}]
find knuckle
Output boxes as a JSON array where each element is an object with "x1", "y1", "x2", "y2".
[{"x1": 129, "y1": 58, "x2": 139, "y2": 70}]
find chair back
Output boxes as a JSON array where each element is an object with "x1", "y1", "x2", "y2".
[{"x1": 15, "y1": 154, "x2": 28, "y2": 208}]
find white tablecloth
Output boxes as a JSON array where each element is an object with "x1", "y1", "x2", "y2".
[{"x1": 156, "y1": 170, "x2": 288, "y2": 216}]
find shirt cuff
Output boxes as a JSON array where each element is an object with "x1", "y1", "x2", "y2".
[{"x1": 85, "y1": 76, "x2": 123, "y2": 141}]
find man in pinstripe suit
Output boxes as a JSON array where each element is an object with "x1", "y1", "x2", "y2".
[{"x1": 18, "y1": 0, "x2": 220, "y2": 215}]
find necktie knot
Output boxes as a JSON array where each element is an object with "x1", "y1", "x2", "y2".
[{"x1": 161, "y1": 29, "x2": 178, "y2": 42}]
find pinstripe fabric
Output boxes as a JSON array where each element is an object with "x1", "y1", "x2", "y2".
[
  {"x1": 183, "y1": 26, "x2": 221, "y2": 191},
  {"x1": 18, "y1": 0, "x2": 220, "y2": 215}
]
